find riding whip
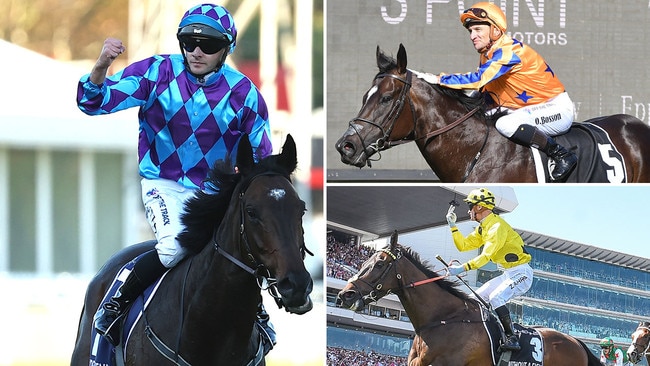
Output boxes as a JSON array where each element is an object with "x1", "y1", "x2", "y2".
[{"x1": 436, "y1": 254, "x2": 491, "y2": 310}]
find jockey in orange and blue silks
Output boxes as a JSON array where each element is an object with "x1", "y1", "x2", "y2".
[{"x1": 422, "y1": 2, "x2": 577, "y2": 181}]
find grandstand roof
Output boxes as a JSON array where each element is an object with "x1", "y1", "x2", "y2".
[
  {"x1": 327, "y1": 185, "x2": 517, "y2": 239},
  {"x1": 518, "y1": 229, "x2": 650, "y2": 272},
  {"x1": 326, "y1": 185, "x2": 650, "y2": 273}
]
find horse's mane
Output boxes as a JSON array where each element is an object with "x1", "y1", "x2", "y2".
[
  {"x1": 177, "y1": 151, "x2": 295, "y2": 253},
  {"x1": 376, "y1": 48, "x2": 507, "y2": 123},
  {"x1": 398, "y1": 244, "x2": 472, "y2": 302}
]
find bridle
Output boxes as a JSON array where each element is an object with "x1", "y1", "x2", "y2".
[
  {"x1": 346, "y1": 69, "x2": 483, "y2": 177},
  {"x1": 211, "y1": 171, "x2": 311, "y2": 309},
  {"x1": 349, "y1": 246, "x2": 447, "y2": 304},
  {"x1": 630, "y1": 324, "x2": 650, "y2": 363},
  {"x1": 347, "y1": 71, "x2": 416, "y2": 167}
]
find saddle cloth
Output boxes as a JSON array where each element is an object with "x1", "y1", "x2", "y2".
[
  {"x1": 481, "y1": 311, "x2": 544, "y2": 366},
  {"x1": 531, "y1": 122, "x2": 627, "y2": 183},
  {"x1": 89, "y1": 254, "x2": 167, "y2": 366}
]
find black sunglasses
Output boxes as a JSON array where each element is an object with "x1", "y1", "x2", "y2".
[
  {"x1": 468, "y1": 202, "x2": 476, "y2": 210},
  {"x1": 181, "y1": 37, "x2": 228, "y2": 55}
]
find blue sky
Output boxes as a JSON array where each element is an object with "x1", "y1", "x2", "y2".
[{"x1": 501, "y1": 185, "x2": 650, "y2": 259}]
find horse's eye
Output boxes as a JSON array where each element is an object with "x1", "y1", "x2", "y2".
[
  {"x1": 380, "y1": 95, "x2": 392, "y2": 104},
  {"x1": 246, "y1": 208, "x2": 257, "y2": 220}
]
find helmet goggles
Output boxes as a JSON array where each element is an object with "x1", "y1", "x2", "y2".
[
  {"x1": 179, "y1": 36, "x2": 229, "y2": 55},
  {"x1": 462, "y1": 7, "x2": 497, "y2": 28},
  {"x1": 178, "y1": 23, "x2": 232, "y2": 55}
]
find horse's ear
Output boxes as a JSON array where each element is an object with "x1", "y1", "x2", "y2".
[
  {"x1": 390, "y1": 230, "x2": 398, "y2": 248},
  {"x1": 237, "y1": 134, "x2": 255, "y2": 174},
  {"x1": 278, "y1": 134, "x2": 298, "y2": 174},
  {"x1": 376, "y1": 45, "x2": 383, "y2": 68},
  {"x1": 397, "y1": 43, "x2": 407, "y2": 74}
]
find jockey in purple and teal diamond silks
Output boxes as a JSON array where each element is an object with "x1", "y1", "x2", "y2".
[{"x1": 76, "y1": 2, "x2": 275, "y2": 353}]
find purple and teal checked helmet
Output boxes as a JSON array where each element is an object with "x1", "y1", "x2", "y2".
[{"x1": 177, "y1": 3, "x2": 237, "y2": 54}]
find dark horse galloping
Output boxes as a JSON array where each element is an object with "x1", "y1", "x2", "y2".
[
  {"x1": 335, "y1": 44, "x2": 650, "y2": 182},
  {"x1": 337, "y1": 232, "x2": 601, "y2": 366},
  {"x1": 71, "y1": 134, "x2": 314, "y2": 365}
]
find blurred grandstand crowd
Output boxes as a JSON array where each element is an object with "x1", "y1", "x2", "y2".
[
  {"x1": 327, "y1": 347, "x2": 407, "y2": 366},
  {"x1": 327, "y1": 233, "x2": 645, "y2": 347}
]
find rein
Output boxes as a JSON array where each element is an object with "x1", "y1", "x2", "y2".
[
  {"x1": 348, "y1": 69, "x2": 485, "y2": 178},
  {"x1": 348, "y1": 71, "x2": 415, "y2": 166},
  {"x1": 355, "y1": 246, "x2": 487, "y2": 334},
  {"x1": 360, "y1": 247, "x2": 449, "y2": 298},
  {"x1": 142, "y1": 171, "x2": 293, "y2": 366},
  {"x1": 211, "y1": 171, "x2": 289, "y2": 308}
]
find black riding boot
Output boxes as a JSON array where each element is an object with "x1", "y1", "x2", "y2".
[
  {"x1": 256, "y1": 302, "x2": 277, "y2": 355},
  {"x1": 94, "y1": 249, "x2": 167, "y2": 346},
  {"x1": 495, "y1": 306, "x2": 521, "y2": 351},
  {"x1": 510, "y1": 124, "x2": 577, "y2": 181}
]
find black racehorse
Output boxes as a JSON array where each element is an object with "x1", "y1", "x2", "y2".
[
  {"x1": 71, "y1": 134, "x2": 314, "y2": 365},
  {"x1": 335, "y1": 44, "x2": 650, "y2": 182}
]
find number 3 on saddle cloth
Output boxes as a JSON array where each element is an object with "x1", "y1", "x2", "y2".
[
  {"x1": 482, "y1": 310, "x2": 544, "y2": 366},
  {"x1": 89, "y1": 254, "x2": 169, "y2": 366},
  {"x1": 531, "y1": 122, "x2": 627, "y2": 183}
]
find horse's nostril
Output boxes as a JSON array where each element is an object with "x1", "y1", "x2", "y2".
[{"x1": 341, "y1": 142, "x2": 356, "y2": 155}]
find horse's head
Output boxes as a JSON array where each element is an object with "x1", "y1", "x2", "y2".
[
  {"x1": 336, "y1": 231, "x2": 403, "y2": 311},
  {"x1": 233, "y1": 134, "x2": 314, "y2": 315},
  {"x1": 335, "y1": 44, "x2": 415, "y2": 168},
  {"x1": 628, "y1": 322, "x2": 650, "y2": 364}
]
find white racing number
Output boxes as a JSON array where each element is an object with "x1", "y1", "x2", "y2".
[
  {"x1": 530, "y1": 336, "x2": 543, "y2": 362},
  {"x1": 598, "y1": 143, "x2": 625, "y2": 183}
]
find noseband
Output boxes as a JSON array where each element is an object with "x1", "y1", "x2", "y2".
[
  {"x1": 211, "y1": 171, "x2": 307, "y2": 309},
  {"x1": 347, "y1": 69, "x2": 482, "y2": 172},
  {"x1": 350, "y1": 247, "x2": 448, "y2": 303},
  {"x1": 350, "y1": 248, "x2": 403, "y2": 303},
  {"x1": 347, "y1": 71, "x2": 416, "y2": 167}
]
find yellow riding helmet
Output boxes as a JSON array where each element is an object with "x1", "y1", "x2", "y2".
[
  {"x1": 460, "y1": 2, "x2": 507, "y2": 33},
  {"x1": 464, "y1": 188, "x2": 496, "y2": 210}
]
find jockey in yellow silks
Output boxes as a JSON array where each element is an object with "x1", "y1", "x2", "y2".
[{"x1": 446, "y1": 188, "x2": 533, "y2": 352}]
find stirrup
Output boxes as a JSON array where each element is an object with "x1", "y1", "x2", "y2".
[
  {"x1": 95, "y1": 312, "x2": 126, "y2": 346},
  {"x1": 94, "y1": 302, "x2": 128, "y2": 346},
  {"x1": 550, "y1": 153, "x2": 577, "y2": 180},
  {"x1": 499, "y1": 336, "x2": 521, "y2": 352}
]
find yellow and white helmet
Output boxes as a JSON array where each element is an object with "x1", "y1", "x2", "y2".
[
  {"x1": 464, "y1": 188, "x2": 496, "y2": 210},
  {"x1": 460, "y1": 2, "x2": 507, "y2": 33}
]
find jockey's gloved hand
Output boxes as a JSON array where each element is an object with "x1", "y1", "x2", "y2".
[
  {"x1": 446, "y1": 212, "x2": 457, "y2": 228},
  {"x1": 414, "y1": 71, "x2": 440, "y2": 84},
  {"x1": 448, "y1": 264, "x2": 466, "y2": 276}
]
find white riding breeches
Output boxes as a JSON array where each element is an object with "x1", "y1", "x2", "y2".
[
  {"x1": 141, "y1": 179, "x2": 197, "y2": 268},
  {"x1": 476, "y1": 263, "x2": 533, "y2": 309},
  {"x1": 494, "y1": 92, "x2": 575, "y2": 138}
]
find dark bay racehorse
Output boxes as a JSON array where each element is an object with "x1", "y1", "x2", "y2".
[
  {"x1": 628, "y1": 321, "x2": 650, "y2": 364},
  {"x1": 337, "y1": 232, "x2": 601, "y2": 366},
  {"x1": 71, "y1": 134, "x2": 314, "y2": 365},
  {"x1": 335, "y1": 44, "x2": 650, "y2": 182}
]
